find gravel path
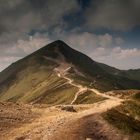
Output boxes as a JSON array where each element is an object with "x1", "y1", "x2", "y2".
[{"x1": 5, "y1": 60, "x2": 124, "y2": 140}]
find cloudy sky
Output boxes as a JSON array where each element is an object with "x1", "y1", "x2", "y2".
[{"x1": 0, "y1": 0, "x2": 140, "y2": 71}]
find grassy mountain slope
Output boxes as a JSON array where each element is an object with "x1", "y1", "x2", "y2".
[
  {"x1": 124, "y1": 69, "x2": 140, "y2": 82},
  {"x1": 103, "y1": 92, "x2": 140, "y2": 140},
  {"x1": 34, "y1": 40, "x2": 140, "y2": 91},
  {"x1": 0, "y1": 57, "x2": 78, "y2": 104},
  {"x1": 0, "y1": 40, "x2": 140, "y2": 104},
  {"x1": 98, "y1": 63, "x2": 140, "y2": 82}
]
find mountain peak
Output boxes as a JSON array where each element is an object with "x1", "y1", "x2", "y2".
[
  {"x1": 47, "y1": 40, "x2": 67, "y2": 48},
  {"x1": 0, "y1": 40, "x2": 140, "y2": 96},
  {"x1": 53, "y1": 40, "x2": 65, "y2": 44},
  {"x1": 38, "y1": 40, "x2": 69, "y2": 53}
]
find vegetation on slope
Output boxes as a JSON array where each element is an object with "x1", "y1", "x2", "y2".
[
  {"x1": 75, "y1": 90, "x2": 107, "y2": 104},
  {"x1": 103, "y1": 94, "x2": 140, "y2": 140},
  {"x1": 123, "y1": 69, "x2": 140, "y2": 83},
  {"x1": 30, "y1": 84, "x2": 78, "y2": 105},
  {"x1": 49, "y1": 41, "x2": 140, "y2": 91},
  {"x1": 0, "y1": 40, "x2": 140, "y2": 104},
  {"x1": 106, "y1": 90, "x2": 140, "y2": 99},
  {"x1": 0, "y1": 55, "x2": 78, "y2": 104},
  {"x1": 132, "y1": 92, "x2": 140, "y2": 101},
  {"x1": 0, "y1": 64, "x2": 78, "y2": 104},
  {"x1": 98, "y1": 63, "x2": 140, "y2": 83}
]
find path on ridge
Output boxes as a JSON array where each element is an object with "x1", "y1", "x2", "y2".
[
  {"x1": 5, "y1": 69, "x2": 123, "y2": 140},
  {"x1": 56, "y1": 67, "x2": 122, "y2": 105},
  {"x1": 4, "y1": 59, "x2": 123, "y2": 140}
]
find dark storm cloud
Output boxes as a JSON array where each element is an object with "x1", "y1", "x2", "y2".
[
  {"x1": 0, "y1": 0, "x2": 79, "y2": 45},
  {"x1": 0, "y1": 0, "x2": 140, "y2": 71},
  {"x1": 85, "y1": 0, "x2": 140, "y2": 31},
  {"x1": 0, "y1": 0, "x2": 81, "y2": 71}
]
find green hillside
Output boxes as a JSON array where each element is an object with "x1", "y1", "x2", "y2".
[
  {"x1": 0, "y1": 40, "x2": 140, "y2": 104},
  {"x1": 124, "y1": 69, "x2": 140, "y2": 82},
  {"x1": 103, "y1": 92, "x2": 140, "y2": 140},
  {"x1": 98, "y1": 63, "x2": 140, "y2": 83}
]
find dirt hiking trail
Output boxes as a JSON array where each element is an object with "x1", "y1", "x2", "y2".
[
  {"x1": 2, "y1": 60, "x2": 125, "y2": 140},
  {"x1": 4, "y1": 72, "x2": 123, "y2": 140}
]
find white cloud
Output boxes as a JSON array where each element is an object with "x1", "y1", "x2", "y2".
[
  {"x1": 0, "y1": 56, "x2": 21, "y2": 71},
  {"x1": 112, "y1": 47, "x2": 140, "y2": 59},
  {"x1": 1, "y1": 33, "x2": 52, "y2": 56},
  {"x1": 115, "y1": 37, "x2": 124, "y2": 45},
  {"x1": 61, "y1": 31, "x2": 140, "y2": 69},
  {"x1": 91, "y1": 47, "x2": 140, "y2": 69},
  {"x1": 0, "y1": 33, "x2": 53, "y2": 71},
  {"x1": 98, "y1": 33, "x2": 113, "y2": 47},
  {"x1": 0, "y1": 30, "x2": 140, "y2": 71},
  {"x1": 63, "y1": 32, "x2": 123, "y2": 54}
]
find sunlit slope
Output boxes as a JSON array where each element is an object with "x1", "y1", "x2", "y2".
[
  {"x1": 103, "y1": 91, "x2": 140, "y2": 140},
  {"x1": 0, "y1": 64, "x2": 79, "y2": 104},
  {"x1": 0, "y1": 40, "x2": 140, "y2": 104}
]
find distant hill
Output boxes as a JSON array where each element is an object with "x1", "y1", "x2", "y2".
[
  {"x1": 0, "y1": 40, "x2": 139, "y2": 104},
  {"x1": 123, "y1": 69, "x2": 140, "y2": 82},
  {"x1": 98, "y1": 63, "x2": 140, "y2": 82}
]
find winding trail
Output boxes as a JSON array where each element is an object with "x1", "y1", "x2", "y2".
[
  {"x1": 45, "y1": 53, "x2": 122, "y2": 103},
  {"x1": 45, "y1": 56, "x2": 121, "y2": 104},
  {"x1": 61, "y1": 75, "x2": 88, "y2": 104},
  {"x1": 6, "y1": 98, "x2": 122, "y2": 140},
  {"x1": 5, "y1": 84, "x2": 123, "y2": 140},
  {"x1": 55, "y1": 66, "x2": 122, "y2": 105},
  {"x1": 4, "y1": 60, "x2": 124, "y2": 140}
]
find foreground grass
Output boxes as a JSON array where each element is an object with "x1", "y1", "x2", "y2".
[
  {"x1": 103, "y1": 100, "x2": 140, "y2": 140},
  {"x1": 132, "y1": 92, "x2": 140, "y2": 101}
]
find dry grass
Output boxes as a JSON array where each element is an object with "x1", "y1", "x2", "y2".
[
  {"x1": 74, "y1": 90, "x2": 107, "y2": 104},
  {"x1": 0, "y1": 102, "x2": 40, "y2": 138},
  {"x1": 103, "y1": 100, "x2": 140, "y2": 140}
]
